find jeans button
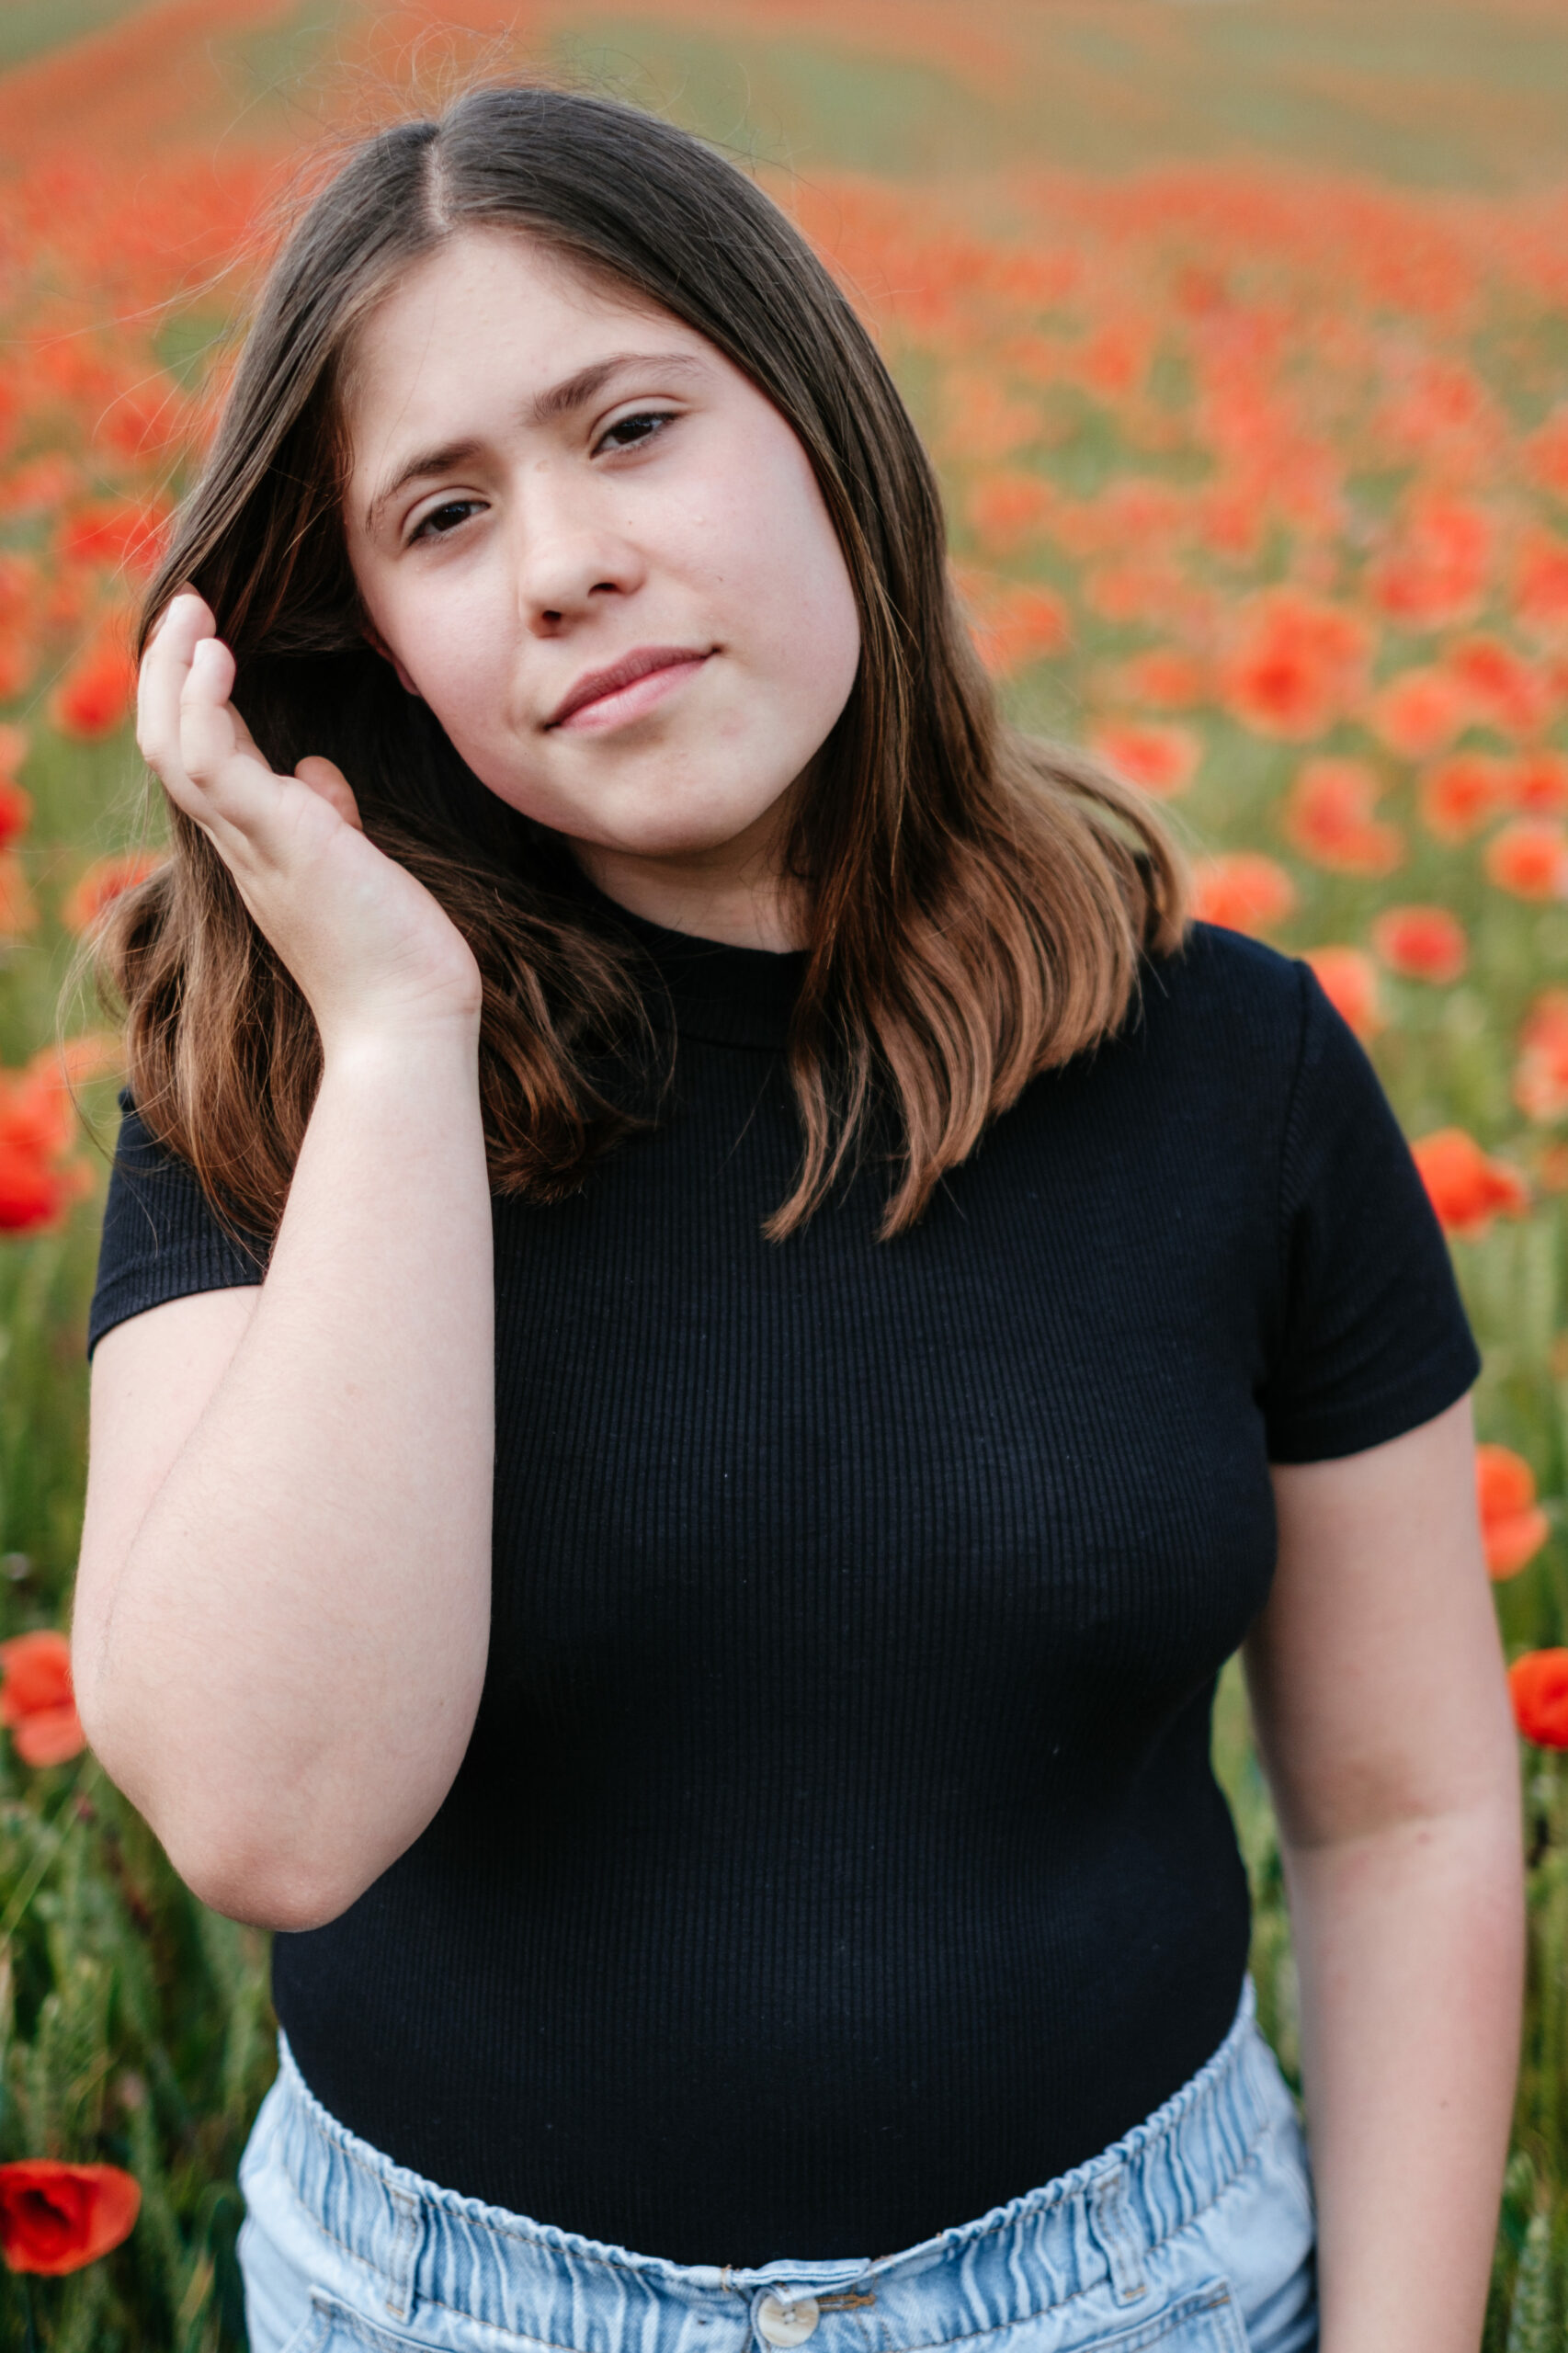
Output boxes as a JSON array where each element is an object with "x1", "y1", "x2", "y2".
[{"x1": 755, "y1": 2292, "x2": 820, "y2": 2347}]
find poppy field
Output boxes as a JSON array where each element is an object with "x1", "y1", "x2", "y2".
[{"x1": 3, "y1": 1, "x2": 1568, "y2": 2345}]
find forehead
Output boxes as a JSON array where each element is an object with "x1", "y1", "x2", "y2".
[{"x1": 341, "y1": 231, "x2": 703, "y2": 459}]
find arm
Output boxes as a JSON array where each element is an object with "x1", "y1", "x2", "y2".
[
  {"x1": 1244, "y1": 1392, "x2": 1524, "y2": 2353},
  {"x1": 72, "y1": 593, "x2": 494, "y2": 1932}
]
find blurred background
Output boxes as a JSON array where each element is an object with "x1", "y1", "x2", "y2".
[{"x1": 1, "y1": 2, "x2": 1567, "y2": 2345}]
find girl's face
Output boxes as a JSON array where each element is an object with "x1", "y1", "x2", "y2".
[{"x1": 341, "y1": 230, "x2": 863, "y2": 942}]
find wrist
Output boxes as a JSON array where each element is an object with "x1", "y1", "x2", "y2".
[{"x1": 318, "y1": 1007, "x2": 483, "y2": 1086}]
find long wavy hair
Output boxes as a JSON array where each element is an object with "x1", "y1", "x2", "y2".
[{"x1": 100, "y1": 81, "x2": 1191, "y2": 1240}]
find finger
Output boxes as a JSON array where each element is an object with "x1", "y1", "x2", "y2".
[
  {"x1": 172, "y1": 639, "x2": 279, "y2": 849},
  {"x1": 294, "y1": 756, "x2": 364, "y2": 833},
  {"x1": 146, "y1": 586, "x2": 196, "y2": 649},
  {"x1": 150, "y1": 597, "x2": 269, "y2": 773},
  {"x1": 137, "y1": 592, "x2": 215, "y2": 783},
  {"x1": 177, "y1": 635, "x2": 244, "y2": 790}
]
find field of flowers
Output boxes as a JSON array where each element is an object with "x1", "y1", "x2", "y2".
[{"x1": 2, "y1": 0, "x2": 1568, "y2": 2344}]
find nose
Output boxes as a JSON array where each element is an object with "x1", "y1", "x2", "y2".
[{"x1": 511, "y1": 469, "x2": 645, "y2": 633}]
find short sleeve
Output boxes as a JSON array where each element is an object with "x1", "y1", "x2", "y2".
[
  {"x1": 1260, "y1": 963, "x2": 1482, "y2": 1462},
  {"x1": 88, "y1": 1092, "x2": 269, "y2": 1358}
]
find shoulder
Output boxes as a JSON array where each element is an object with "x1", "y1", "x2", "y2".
[
  {"x1": 1131, "y1": 919, "x2": 1312, "y2": 1077},
  {"x1": 108, "y1": 1086, "x2": 180, "y2": 1172}
]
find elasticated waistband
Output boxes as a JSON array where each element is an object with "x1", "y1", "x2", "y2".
[{"x1": 262, "y1": 1978, "x2": 1278, "y2": 2350}]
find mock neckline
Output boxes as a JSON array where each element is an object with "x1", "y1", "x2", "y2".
[{"x1": 570, "y1": 872, "x2": 805, "y2": 1052}]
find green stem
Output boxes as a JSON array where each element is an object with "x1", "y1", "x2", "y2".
[{"x1": 0, "y1": 1758, "x2": 93, "y2": 1949}]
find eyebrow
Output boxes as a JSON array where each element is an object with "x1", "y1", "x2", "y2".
[{"x1": 362, "y1": 350, "x2": 709, "y2": 535}]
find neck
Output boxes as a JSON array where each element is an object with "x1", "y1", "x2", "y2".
[{"x1": 564, "y1": 803, "x2": 809, "y2": 953}]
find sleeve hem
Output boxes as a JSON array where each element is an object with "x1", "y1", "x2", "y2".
[
  {"x1": 87, "y1": 1259, "x2": 266, "y2": 1359},
  {"x1": 1264, "y1": 1336, "x2": 1483, "y2": 1464}
]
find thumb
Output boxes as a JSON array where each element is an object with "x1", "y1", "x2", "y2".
[{"x1": 294, "y1": 756, "x2": 364, "y2": 833}]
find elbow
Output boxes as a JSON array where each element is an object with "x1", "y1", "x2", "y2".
[
  {"x1": 165, "y1": 1828, "x2": 370, "y2": 1932},
  {"x1": 155, "y1": 1776, "x2": 443, "y2": 1928},
  {"x1": 80, "y1": 1721, "x2": 377, "y2": 1931},
  {"x1": 75, "y1": 1676, "x2": 449, "y2": 1931}
]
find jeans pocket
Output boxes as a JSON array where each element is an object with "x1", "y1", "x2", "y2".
[
  {"x1": 277, "y1": 2290, "x2": 439, "y2": 2353},
  {"x1": 1081, "y1": 2276, "x2": 1249, "y2": 2353},
  {"x1": 272, "y1": 2304, "x2": 335, "y2": 2353}
]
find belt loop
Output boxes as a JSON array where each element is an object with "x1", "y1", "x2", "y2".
[
  {"x1": 381, "y1": 2180, "x2": 422, "y2": 2324},
  {"x1": 1087, "y1": 2165, "x2": 1146, "y2": 2304}
]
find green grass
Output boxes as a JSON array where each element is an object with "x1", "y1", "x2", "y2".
[{"x1": 0, "y1": 1, "x2": 146, "y2": 76}]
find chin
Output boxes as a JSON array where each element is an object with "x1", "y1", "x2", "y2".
[
  {"x1": 472, "y1": 754, "x2": 793, "y2": 861},
  {"x1": 570, "y1": 796, "x2": 790, "y2": 864}
]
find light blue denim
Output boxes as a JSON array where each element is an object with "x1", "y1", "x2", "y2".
[{"x1": 237, "y1": 1977, "x2": 1316, "y2": 2353}]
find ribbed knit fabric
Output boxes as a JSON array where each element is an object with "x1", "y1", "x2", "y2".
[{"x1": 89, "y1": 915, "x2": 1479, "y2": 2267}]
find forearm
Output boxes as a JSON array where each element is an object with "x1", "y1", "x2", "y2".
[
  {"x1": 79, "y1": 1025, "x2": 494, "y2": 1927},
  {"x1": 1283, "y1": 1800, "x2": 1524, "y2": 2353}
]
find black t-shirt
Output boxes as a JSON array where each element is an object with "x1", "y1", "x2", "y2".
[{"x1": 89, "y1": 914, "x2": 1480, "y2": 2265}]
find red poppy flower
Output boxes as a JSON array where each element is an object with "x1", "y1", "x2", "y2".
[
  {"x1": 1411, "y1": 1129, "x2": 1530, "y2": 1238},
  {"x1": 1515, "y1": 991, "x2": 1568, "y2": 1124},
  {"x1": 1507, "y1": 749, "x2": 1568, "y2": 818},
  {"x1": 1418, "y1": 752, "x2": 1509, "y2": 844},
  {"x1": 1282, "y1": 759, "x2": 1403, "y2": 876},
  {"x1": 1192, "y1": 852, "x2": 1298, "y2": 937},
  {"x1": 1368, "y1": 497, "x2": 1492, "y2": 630},
  {"x1": 965, "y1": 472, "x2": 1054, "y2": 555},
  {"x1": 1082, "y1": 552, "x2": 1200, "y2": 631},
  {"x1": 0, "y1": 1150, "x2": 81, "y2": 1235},
  {"x1": 0, "y1": 853, "x2": 37, "y2": 938},
  {"x1": 0, "y1": 1056, "x2": 94, "y2": 1238},
  {"x1": 49, "y1": 631, "x2": 137, "y2": 742},
  {"x1": 1108, "y1": 648, "x2": 1209, "y2": 710},
  {"x1": 0, "y1": 1630, "x2": 85, "y2": 1767},
  {"x1": 60, "y1": 850, "x2": 165, "y2": 937},
  {"x1": 1088, "y1": 719, "x2": 1200, "y2": 798},
  {"x1": 1196, "y1": 482, "x2": 1264, "y2": 561},
  {"x1": 1369, "y1": 905, "x2": 1467, "y2": 985},
  {"x1": 40, "y1": 1032, "x2": 122, "y2": 1090},
  {"x1": 55, "y1": 497, "x2": 167, "y2": 580},
  {"x1": 0, "y1": 781, "x2": 31, "y2": 852},
  {"x1": 1508, "y1": 1650, "x2": 1568, "y2": 1749},
  {"x1": 0, "y1": 1058, "x2": 74, "y2": 1162},
  {"x1": 1526, "y1": 409, "x2": 1568, "y2": 500},
  {"x1": 1476, "y1": 1447, "x2": 1550, "y2": 1580},
  {"x1": 1516, "y1": 529, "x2": 1568, "y2": 641},
  {"x1": 1483, "y1": 821, "x2": 1568, "y2": 903},
  {"x1": 1220, "y1": 589, "x2": 1371, "y2": 741},
  {"x1": 0, "y1": 557, "x2": 39, "y2": 701},
  {"x1": 954, "y1": 573, "x2": 1068, "y2": 678},
  {"x1": 0, "y1": 2161, "x2": 139, "y2": 2275},
  {"x1": 938, "y1": 369, "x2": 1039, "y2": 464},
  {"x1": 1366, "y1": 666, "x2": 1471, "y2": 761},
  {"x1": 1303, "y1": 947, "x2": 1382, "y2": 1040},
  {"x1": 1444, "y1": 636, "x2": 1553, "y2": 740}
]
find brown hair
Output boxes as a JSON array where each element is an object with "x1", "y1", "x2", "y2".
[{"x1": 102, "y1": 81, "x2": 1190, "y2": 1240}]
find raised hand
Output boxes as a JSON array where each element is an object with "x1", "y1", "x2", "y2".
[{"x1": 137, "y1": 591, "x2": 483, "y2": 1056}]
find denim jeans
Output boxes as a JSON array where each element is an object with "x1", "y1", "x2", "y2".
[{"x1": 237, "y1": 1978, "x2": 1317, "y2": 2353}]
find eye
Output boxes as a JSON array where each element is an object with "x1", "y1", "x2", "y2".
[
  {"x1": 595, "y1": 410, "x2": 677, "y2": 455},
  {"x1": 408, "y1": 498, "x2": 484, "y2": 545}
]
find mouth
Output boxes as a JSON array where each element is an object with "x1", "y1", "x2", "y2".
[{"x1": 547, "y1": 644, "x2": 713, "y2": 732}]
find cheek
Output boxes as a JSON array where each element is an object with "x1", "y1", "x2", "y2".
[
  {"x1": 699, "y1": 444, "x2": 862, "y2": 718},
  {"x1": 381, "y1": 572, "x2": 516, "y2": 733}
]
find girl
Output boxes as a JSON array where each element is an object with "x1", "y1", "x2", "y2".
[{"x1": 73, "y1": 82, "x2": 1522, "y2": 2353}]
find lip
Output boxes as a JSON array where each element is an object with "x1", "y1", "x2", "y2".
[{"x1": 547, "y1": 644, "x2": 712, "y2": 730}]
